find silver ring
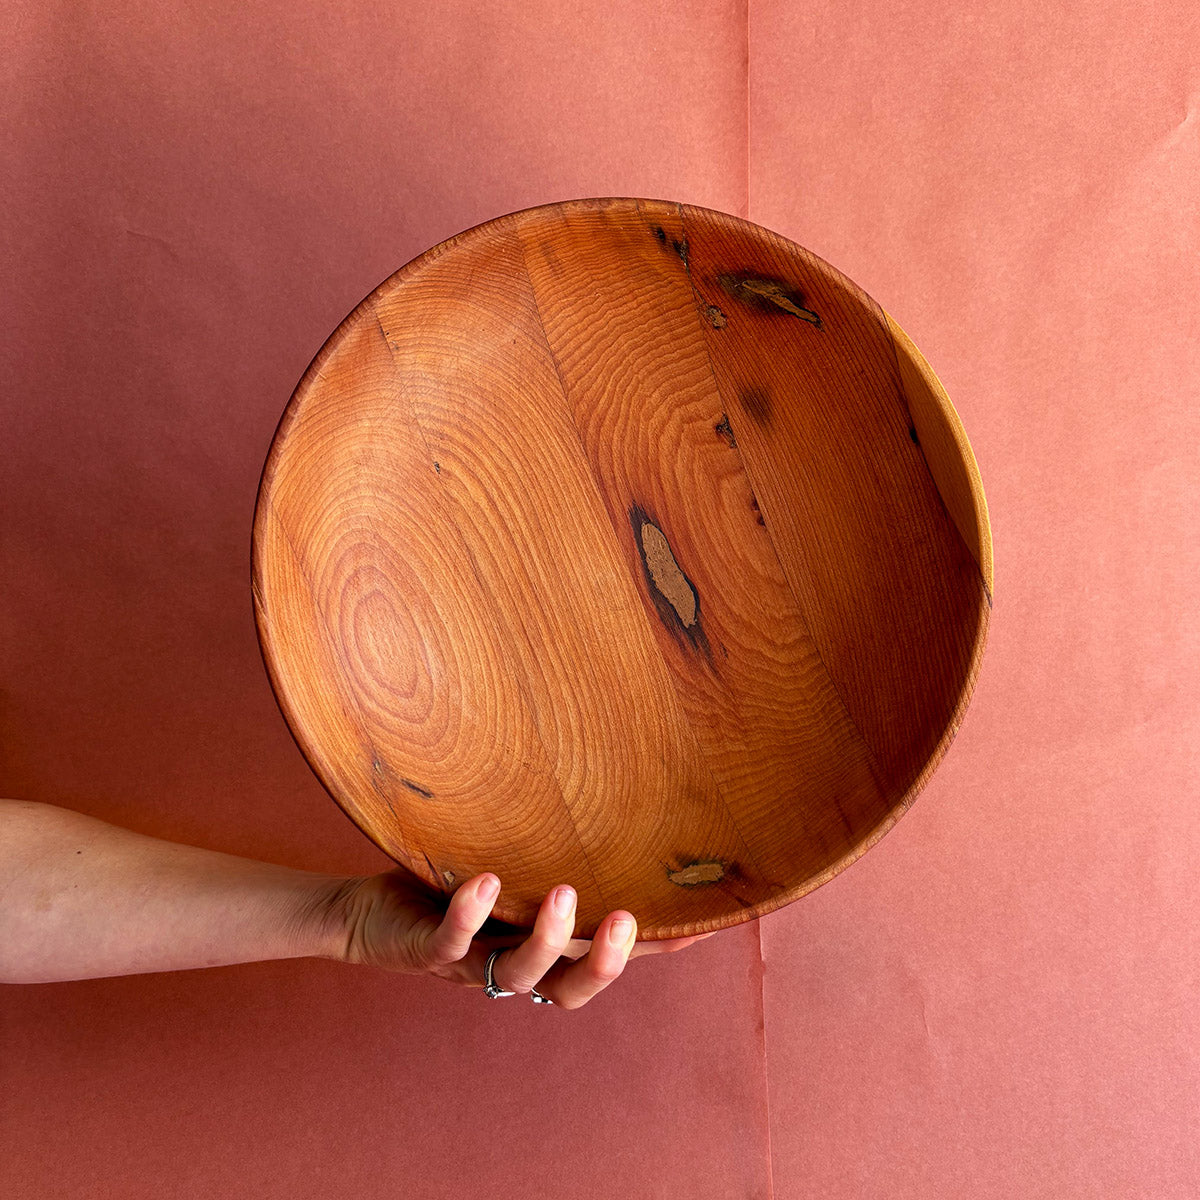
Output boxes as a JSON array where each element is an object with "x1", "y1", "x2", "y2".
[
  {"x1": 530, "y1": 987, "x2": 554, "y2": 1005},
  {"x1": 483, "y1": 948, "x2": 515, "y2": 999}
]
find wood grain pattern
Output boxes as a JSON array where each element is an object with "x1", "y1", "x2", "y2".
[{"x1": 252, "y1": 198, "x2": 993, "y2": 939}]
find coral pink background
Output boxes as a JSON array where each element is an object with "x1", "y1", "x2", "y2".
[{"x1": 4, "y1": 2, "x2": 1197, "y2": 1196}]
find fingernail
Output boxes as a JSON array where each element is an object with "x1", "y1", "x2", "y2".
[
  {"x1": 479, "y1": 875, "x2": 500, "y2": 902},
  {"x1": 609, "y1": 916, "x2": 634, "y2": 945},
  {"x1": 553, "y1": 886, "x2": 576, "y2": 917}
]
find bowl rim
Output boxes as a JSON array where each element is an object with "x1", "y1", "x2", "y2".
[{"x1": 250, "y1": 195, "x2": 995, "y2": 939}]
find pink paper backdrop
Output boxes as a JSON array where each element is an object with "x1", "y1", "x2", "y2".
[
  {"x1": 3, "y1": 2, "x2": 1195, "y2": 1197},
  {"x1": 752, "y1": 3, "x2": 1200, "y2": 1196}
]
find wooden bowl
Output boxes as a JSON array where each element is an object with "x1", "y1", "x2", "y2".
[{"x1": 252, "y1": 198, "x2": 993, "y2": 940}]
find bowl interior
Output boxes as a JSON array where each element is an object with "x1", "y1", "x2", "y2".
[{"x1": 252, "y1": 198, "x2": 992, "y2": 939}]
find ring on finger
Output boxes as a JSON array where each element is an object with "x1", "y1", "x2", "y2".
[{"x1": 483, "y1": 948, "x2": 516, "y2": 999}]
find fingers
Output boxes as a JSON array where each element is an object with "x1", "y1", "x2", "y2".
[
  {"x1": 490, "y1": 885, "x2": 577, "y2": 993},
  {"x1": 420, "y1": 873, "x2": 499, "y2": 968},
  {"x1": 419, "y1": 877, "x2": 704, "y2": 1004},
  {"x1": 535, "y1": 910, "x2": 637, "y2": 1010}
]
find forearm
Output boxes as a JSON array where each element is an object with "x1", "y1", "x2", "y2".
[{"x1": 0, "y1": 799, "x2": 351, "y2": 983}]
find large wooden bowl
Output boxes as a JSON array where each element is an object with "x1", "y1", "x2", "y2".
[{"x1": 252, "y1": 198, "x2": 993, "y2": 940}]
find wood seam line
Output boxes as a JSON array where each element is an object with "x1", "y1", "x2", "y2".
[
  {"x1": 674, "y1": 200, "x2": 893, "y2": 806},
  {"x1": 516, "y1": 210, "x2": 774, "y2": 892},
  {"x1": 367, "y1": 300, "x2": 611, "y2": 912},
  {"x1": 636, "y1": 195, "x2": 867, "y2": 848}
]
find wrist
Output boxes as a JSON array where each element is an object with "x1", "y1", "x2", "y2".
[{"x1": 284, "y1": 873, "x2": 364, "y2": 963}]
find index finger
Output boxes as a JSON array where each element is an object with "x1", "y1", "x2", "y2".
[{"x1": 420, "y1": 873, "x2": 500, "y2": 968}]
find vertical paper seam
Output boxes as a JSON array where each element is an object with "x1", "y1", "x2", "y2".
[
  {"x1": 755, "y1": 920, "x2": 775, "y2": 1200},
  {"x1": 744, "y1": 0, "x2": 751, "y2": 220}
]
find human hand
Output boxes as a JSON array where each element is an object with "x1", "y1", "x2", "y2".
[{"x1": 316, "y1": 868, "x2": 715, "y2": 1009}]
